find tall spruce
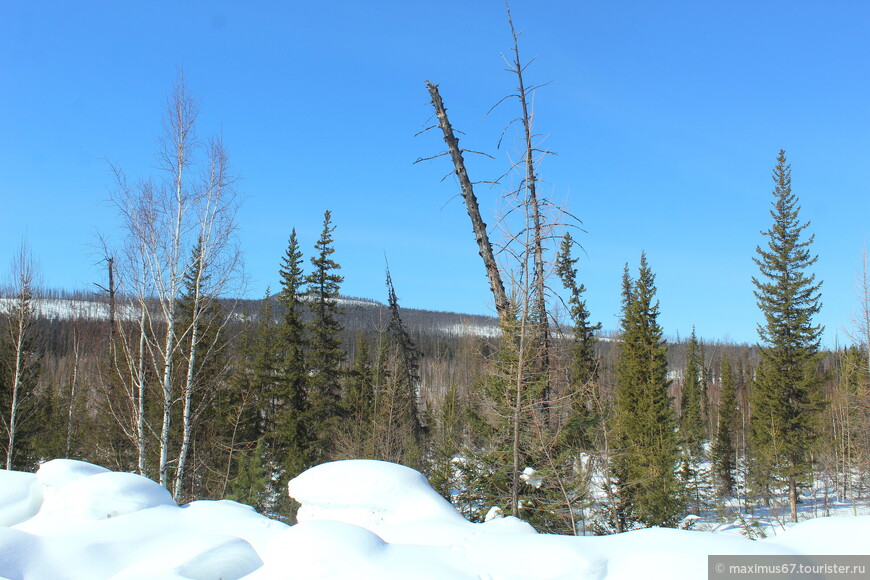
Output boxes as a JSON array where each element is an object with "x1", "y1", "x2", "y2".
[
  {"x1": 305, "y1": 210, "x2": 345, "y2": 461},
  {"x1": 750, "y1": 149, "x2": 824, "y2": 522},
  {"x1": 712, "y1": 353, "x2": 737, "y2": 497},
  {"x1": 275, "y1": 229, "x2": 312, "y2": 487},
  {"x1": 612, "y1": 253, "x2": 682, "y2": 529}
]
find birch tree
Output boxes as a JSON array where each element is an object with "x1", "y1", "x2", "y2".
[
  {"x1": 2, "y1": 242, "x2": 39, "y2": 469},
  {"x1": 173, "y1": 137, "x2": 241, "y2": 500}
]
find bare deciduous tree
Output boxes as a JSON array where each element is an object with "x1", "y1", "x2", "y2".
[{"x1": 2, "y1": 241, "x2": 39, "y2": 469}]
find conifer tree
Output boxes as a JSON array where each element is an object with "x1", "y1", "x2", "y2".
[
  {"x1": 555, "y1": 233, "x2": 601, "y2": 451},
  {"x1": 275, "y1": 229, "x2": 312, "y2": 481},
  {"x1": 679, "y1": 328, "x2": 706, "y2": 514},
  {"x1": 305, "y1": 210, "x2": 345, "y2": 461},
  {"x1": 680, "y1": 329, "x2": 705, "y2": 458},
  {"x1": 750, "y1": 150, "x2": 824, "y2": 522},
  {"x1": 338, "y1": 332, "x2": 376, "y2": 458},
  {"x1": 245, "y1": 290, "x2": 287, "y2": 513},
  {"x1": 372, "y1": 268, "x2": 424, "y2": 467},
  {"x1": 611, "y1": 254, "x2": 681, "y2": 529},
  {"x1": 712, "y1": 354, "x2": 737, "y2": 497},
  {"x1": 556, "y1": 233, "x2": 601, "y2": 393},
  {"x1": 218, "y1": 291, "x2": 276, "y2": 508}
]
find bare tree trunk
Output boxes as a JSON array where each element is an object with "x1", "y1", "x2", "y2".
[
  {"x1": 174, "y1": 314, "x2": 199, "y2": 499},
  {"x1": 6, "y1": 310, "x2": 27, "y2": 469},
  {"x1": 425, "y1": 81, "x2": 510, "y2": 325},
  {"x1": 789, "y1": 475, "x2": 798, "y2": 523},
  {"x1": 65, "y1": 325, "x2": 81, "y2": 458}
]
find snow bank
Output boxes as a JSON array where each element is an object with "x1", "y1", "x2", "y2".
[{"x1": 1, "y1": 458, "x2": 868, "y2": 579}]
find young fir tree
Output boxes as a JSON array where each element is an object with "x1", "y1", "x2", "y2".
[
  {"x1": 750, "y1": 150, "x2": 824, "y2": 523},
  {"x1": 612, "y1": 254, "x2": 682, "y2": 530},
  {"x1": 712, "y1": 353, "x2": 737, "y2": 497},
  {"x1": 305, "y1": 210, "x2": 345, "y2": 461}
]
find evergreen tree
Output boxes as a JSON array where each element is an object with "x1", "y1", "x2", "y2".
[
  {"x1": 212, "y1": 292, "x2": 280, "y2": 509},
  {"x1": 554, "y1": 232, "x2": 602, "y2": 518},
  {"x1": 338, "y1": 332, "x2": 376, "y2": 459},
  {"x1": 750, "y1": 150, "x2": 824, "y2": 522},
  {"x1": 305, "y1": 210, "x2": 345, "y2": 461},
  {"x1": 679, "y1": 328, "x2": 706, "y2": 514},
  {"x1": 244, "y1": 290, "x2": 286, "y2": 513},
  {"x1": 712, "y1": 353, "x2": 737, "y2": 497},
  {"x1": 275, "y1": 229, "x2": 312, "y2": 482},
  {"x1": 611, "y1": 254, "x2": 682, "y2": 529},
  {"x1": 680, "y1": 328, "x2": 705, "y2": 459},
  {"x1": 556, "y1": 233, "x2": 601, "y2": 395},
  {"x1": 226, "y1": 438, "x2": 270, "y2": 511},
  {"x1": 379, "y1": 268, "x2": 424, "y2": 465}
]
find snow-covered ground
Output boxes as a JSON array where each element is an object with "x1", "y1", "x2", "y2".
[{"x1": 1, "y1": 459, "x2": 868, "y2": 579}]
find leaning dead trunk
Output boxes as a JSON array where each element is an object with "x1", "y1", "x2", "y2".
[{"x1": 425, "y1": 81, "x2": 510, "y2": 325}]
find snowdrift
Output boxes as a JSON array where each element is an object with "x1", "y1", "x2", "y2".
[{"x1": 0, "y1": 458, "x2": 867, "y2": 579}]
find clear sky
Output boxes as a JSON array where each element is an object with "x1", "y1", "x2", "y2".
[{"x1": 2, "y1": 1, "x2": 868, "y2": 347}]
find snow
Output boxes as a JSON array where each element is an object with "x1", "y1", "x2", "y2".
[{"x1": 1, "y1": 459, "x2": 869, "y2": 579}]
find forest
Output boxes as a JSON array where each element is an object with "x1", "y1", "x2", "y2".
[{"x1": 2, "y1": 12, "x2": 869, "y2": 539}]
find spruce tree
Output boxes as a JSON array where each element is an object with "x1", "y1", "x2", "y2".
[
  {"x1": 339, "y1": 332, "x2": 376, "y2": 458},
  {"x1": 246, "y1": 290, "x2": 286, "y2": 513},
  {"x1": 680, "y1": 328, "x2": 705, "y2": 459},
  {"x1": 679, "y1": 328, "x2": 706, "y2": 514},
  {"x1": 555, "y1": 233, "x2": 602, "y2": 451},
  {"x1": 612, "y1": 253, "x2": 682, "y2": 529},
  {"x1": 275, "y1": 229, "x2": 313, "y2": 486},
  {"x1": 305, "y1": 210, "x2": 345, "y2": 461},
  {"x1": 750, "y1": 150, "x2": 824, "y2": 522},
  {"x1": 372, "y1": 268, "x2": 424, "y2": 467},
  {"x1": 712, "y1": 354, "x2": 737, "y2": 497},
  {"x1": 556, "y1": 233, "x2": 601, "y2": 393}
]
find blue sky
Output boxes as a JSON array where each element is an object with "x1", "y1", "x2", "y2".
[{"x1": 2, "y1": 1, "x2": 868, "y2": 346}]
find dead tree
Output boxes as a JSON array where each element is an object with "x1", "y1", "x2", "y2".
[
  {"x1": 500, "y1": 2, "x2": 553, "y2": 417},
  {"x1": 424, "y1": 81, "x2": 510, "y2": 326}
]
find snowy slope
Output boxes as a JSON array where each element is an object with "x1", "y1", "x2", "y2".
[{"x1": 1, "y1": 459, "x2": 868, "y2": 579}]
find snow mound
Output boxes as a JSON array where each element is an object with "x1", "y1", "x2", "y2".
[
  {"x1": 1, "y1": 458, "x2": 869, "y2": 579},
  {"x1": 288, "y1": 459, "x2": 535, "y2": 544},
  {"x1": 0, "y1": 469, "x2": 42, "y2": 526}
]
